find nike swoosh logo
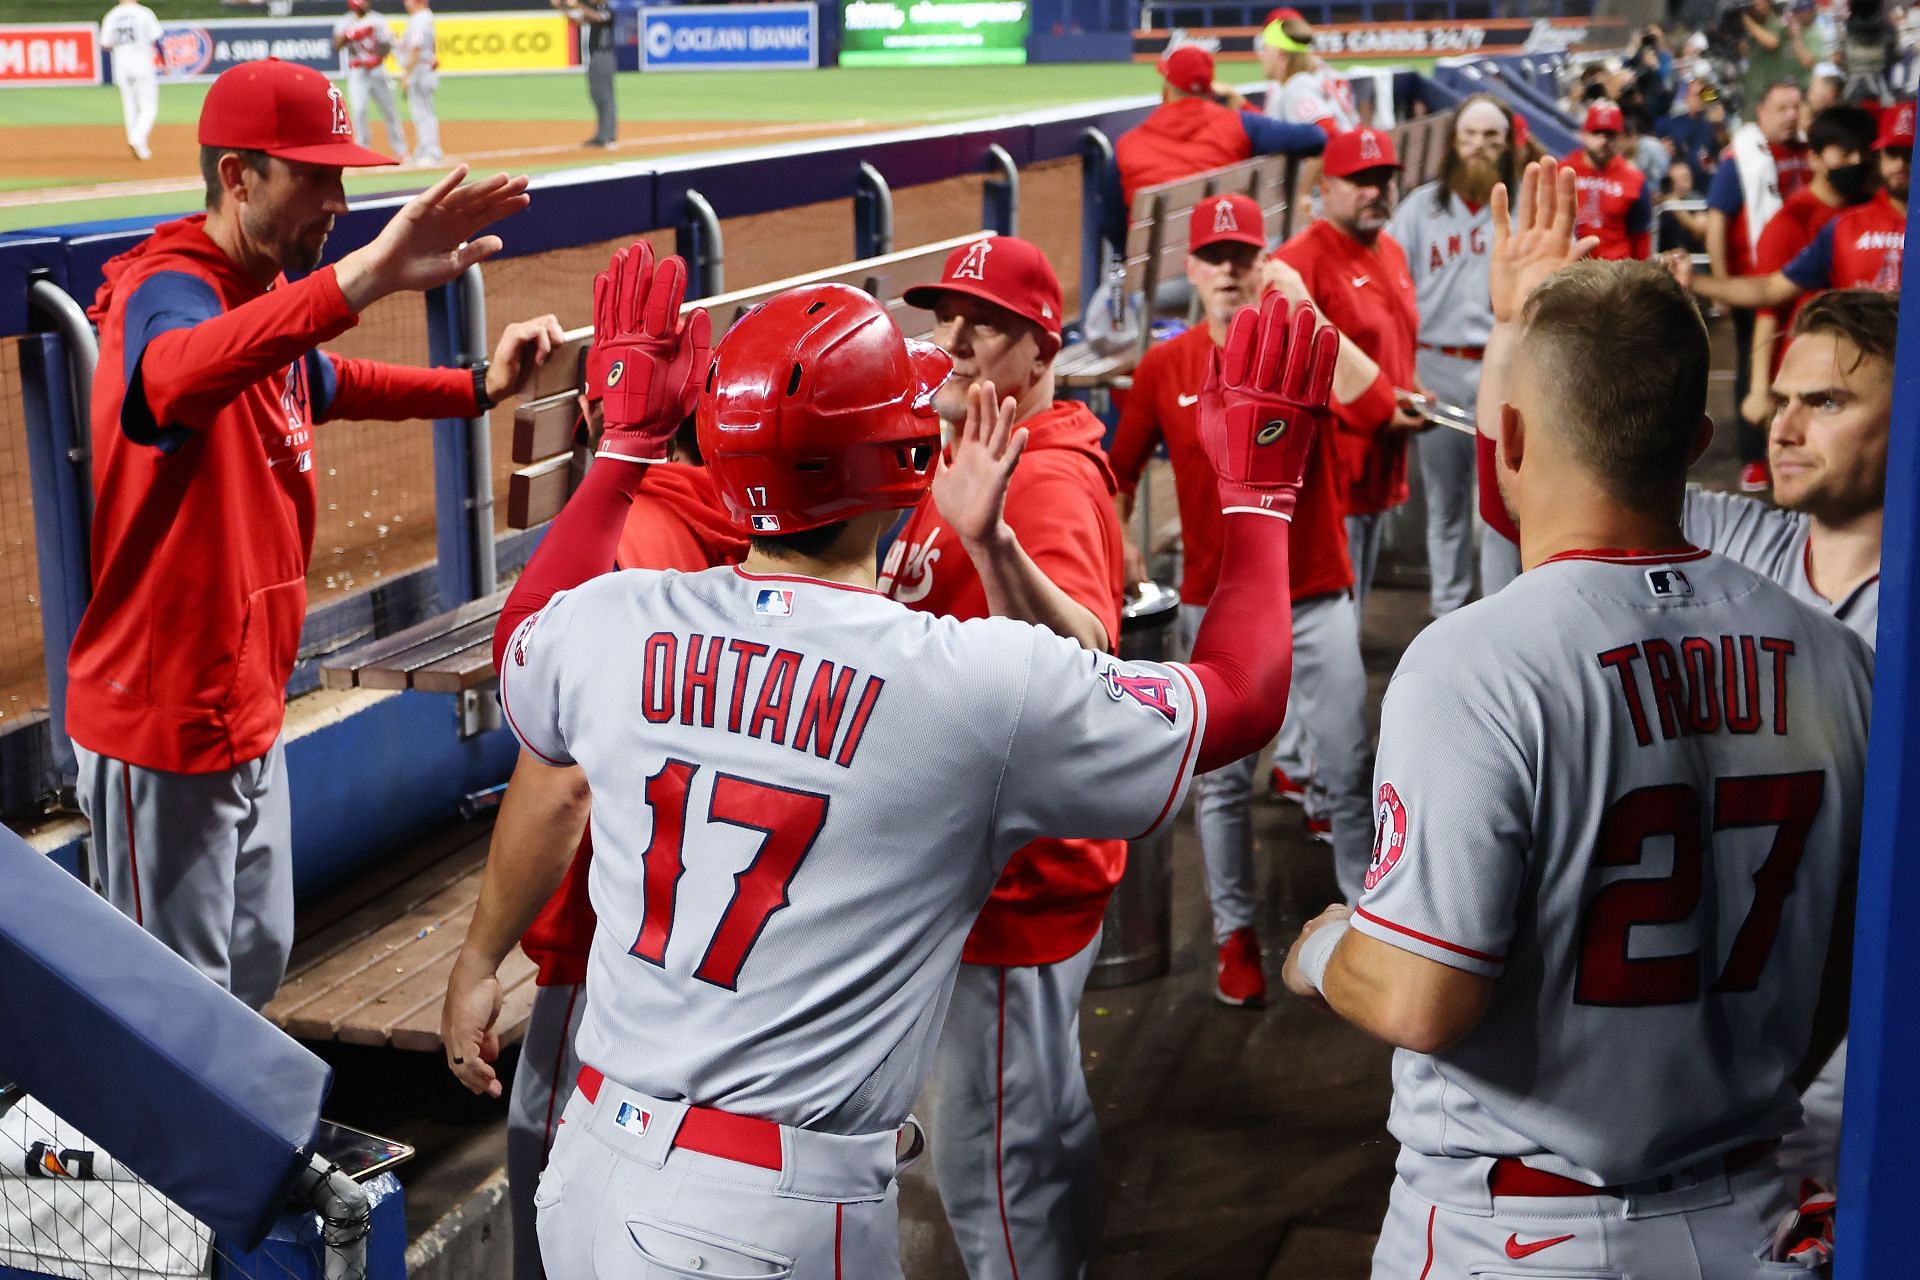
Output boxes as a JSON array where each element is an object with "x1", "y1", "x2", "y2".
[
  {"x1": 1352, "y1": 275, "x2": 1370, "y2": 287},
  {"x1": 1505, "y1": 1233, "x2": 1575, "y2": 1260},
  {"x1": 1177, "y1": 393, "x2": 1199, "y2": 406}
]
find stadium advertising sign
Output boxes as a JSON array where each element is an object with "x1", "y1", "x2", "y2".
[
  {"x1": 1132, "y1": 15, "x2": 1628, "y2": 62},
  {"x1": 436, "y1": 13, "x2": 576, "y2": 74},
  {"x1": 104, "y1": 13, "x2": 574, "y2": 83},
  {"x1": 640, "y1": 4, "x2": 817, "y2": 72},
  {"x1": 0, "y1": 24, "x2": 101, "y2": 87},
  {"x1": 138, "y1": 21, "x2": 337, "y2": 84},
  {"x1": 842, "y1": 0, "x2": 1029, "y2": 67}
]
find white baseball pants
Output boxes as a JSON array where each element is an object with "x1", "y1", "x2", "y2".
[
  {"x1": 75, "y1": 736, "x2": 294, "y2": 1011},
  {"x1": 508, "y1": 981, "x2": 589, "y2": 1280},
  {"x1": 407, "y1": 67, "x2": 441, "y2": 161},
  {"x1": 1371, "y1": 1162, "x2": 1802, "y2": 1280},
  {"x1": 536, "y1": 1072, "x2": 905, "y2": 1279},
  {"x1": 1183, "y1": 591, "x2": 1374, "y2": 926},
  {"x1": 116, "y1": 68, "x2": 158, "y2": 155},
  {"x1": 926, "y1": 933, "x2": 1102, "y2": 1280},
  {"x1": 348, "y1": 69, "x2": 408, "y2": 159}
]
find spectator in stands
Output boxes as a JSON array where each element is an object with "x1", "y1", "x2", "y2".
[
  {"x1": 557, "y1": 0, "x2": 617, "y2": 148},
  {"x1": 1109, "y1": 44, "x2": 1325, "y2": 250},
  {"x1": 1562, "y1": 101, "x2": 1654, "y2": 260},
  {"x1": 1257, "y1": 8, "x2": 1360, "y2": 135},
  {"x1": 1660, "y1": 159, "x2": 1711, "y2": 254},
  {"x1": 1622, "y1": 107, "x2": 1672, "y2": 189},
  {"x1": 1740, "y1": 0, "x2": 1823, "y2": 109},
  {"x1": 1660, "y1": 75, "x2": 1730, "y2": 190},
  {"x1": 1707, "y1": 79, "x2": 1810, "y2": 490},
  {"x1": 1807, "y1": 60, "x2": 1847, "y2": 116}
]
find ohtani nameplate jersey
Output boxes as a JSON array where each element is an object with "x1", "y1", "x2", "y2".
[
  {"x1": 1354, "y1": 549, "x2": 1872, "y2": 1188},
  {"x1": 499, "y1": 565, "x2": 1205, "y2": 1134}
]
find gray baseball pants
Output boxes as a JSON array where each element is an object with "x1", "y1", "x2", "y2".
[
  {"x1": 348, "y1": 69, "x2": 408, "y2": 159},
  {"x1": 1183, "y1": 592, "x2": 1374, "y2": 924},
  {"x1": 1413, "y1": 349, "x2": 1483, "y2": 616},
  {"x1": 927, "y1": 933, "x2": 1102, "y2": 1280},
  {"x1": 1778, "y1": 1039, "x2": 1846, "y2": 1187},
  {"x1": 587, "y1": 48, "x2": 617, "y2": 144},
  {"x1": 408, "y1": 67, "x2": 441, "y2": 161},
  {"x1": 74, "y1": 737, "x2": 294, "y2": 1011},
  {"x1": 1345, "y1": 514, "x2": 1385, "y2": 623},
  {"x1": 508, "y1": 980, "x2": 589, "y2": 1280}
]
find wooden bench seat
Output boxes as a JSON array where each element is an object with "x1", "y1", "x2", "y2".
[
  {"x1": 318, "y1": 587, "x2": 508, "y2": 693},
  {"x1": 262, "y1": 817, "x2": 539, "y2": 1051}
]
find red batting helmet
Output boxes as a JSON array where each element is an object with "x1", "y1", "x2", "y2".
[{"x1": 696, "y1": 285, "x2": 952, "y2": 535}]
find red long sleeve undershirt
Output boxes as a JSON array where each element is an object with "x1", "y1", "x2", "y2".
[{"x1": 493, "y1": 462, "x2": 1296, "y2": 780}]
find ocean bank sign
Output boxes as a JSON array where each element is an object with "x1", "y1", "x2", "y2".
[{"x1": 640, "y1": 4, "x2": 817, "y2": 71}]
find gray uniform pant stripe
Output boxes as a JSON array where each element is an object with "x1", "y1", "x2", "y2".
[
  {"x1": 927, "y1": 933, "x2": 1102, "y2": 1280},
  {"x1": 75, "y1": 737, "x2": 294, "y2": 1011}
]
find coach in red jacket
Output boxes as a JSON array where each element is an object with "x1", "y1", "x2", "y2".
[{"x1": 68, "y1": 58, "x2": 562, "y2": 1010}]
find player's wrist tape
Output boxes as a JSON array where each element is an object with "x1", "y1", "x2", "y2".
[
  {"x1": 1298, "y1": 917, "x2": 1351, "y2": 995},
  {"x1": 1221, "y1": 505, "x2": 1293, "y2": 521},
  {"x1": 593, "y1": 446, "x2": 669, "y2": 464}
]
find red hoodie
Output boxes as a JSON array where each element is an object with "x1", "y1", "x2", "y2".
[
  {"x1": 521, "y1": 463, "x2": 750, "y2": 987},
  {"x1": 69, "y1": 215, "x2": 475, "y2": 772},
  {"x1": 879, "y1": 400, "x2": 1129, "y2": 967},
  {"x1": 1117, "y1": 98, "x2": 1256, "y2": 210}
]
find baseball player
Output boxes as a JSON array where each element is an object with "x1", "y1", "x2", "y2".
[
  {"x1": 1112, "y1": 194, "x2": 1376, "y2": 1000},
  {"x1": 1677, "y1": 100, "x2": 1911, "y2": 310},
  {"x1": 874, "y1": 237, "x2": 1122, "y2": 1279},
  {"x1": 400, "y1": 0, "x2": 442, "y2": 166},
  {"x1": 558, "y1": 0, "x2": 618, "y2": 148},
  {"x1": 99, "y1": 0, "x2": 162, "y2": 161},
  {"x1": 1255, "y1": 8, "x2": 1359, "y2": 135},
  {"x1": 505, "y1": 395, "x2": 748, "y2": 1280},
  {"x1": 1706, "y1": 80, "x2": 1811, "y2": 492},
  {"x1": 1562, "y1": 100, "x2": 1653, "y2": 261},
  {"x1": 334, "y1": 0, "x2": 409, "y2": 164},
  {"x1": 1283, "y1": 163, "x2": 1873, "y2": 1280},
  {"x1": 67, "y1": 60, "x2": 561, "y2": 1009},
  {"x1": 1386, "y1": 94, "x2": 1517, "y2": 617},
  {"x1": 1273, "y1": 125, "x2": 1423, "y2": 623},
  {"x1": 442, "y1": 241, "x2": 1339, "y2": 1278}
]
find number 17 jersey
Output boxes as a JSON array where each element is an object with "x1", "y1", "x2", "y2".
[
  {"x1": 1354, "y1": 548, "x2": 1872, "y2": 1189},
  {"x1": 499, "y1": 564, "x2": 1204, "y2": 1135}
]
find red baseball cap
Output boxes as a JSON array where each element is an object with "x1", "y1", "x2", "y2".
[
  {"x1": 1583, "y1": 101, "x2": 1626, "y2": 135},
  {"x1": 1875, "y1": 99, "x2": 1916, "y2": 149},
  {"x1": 198, "y1": 59, "x2": 397, "y2": 167},
  {"x1": 1321, "y1": 127, "x2": 1400, "y2": 178},
  {"x1": 904, "y1": 235, "x2": 1064, "y2": 345},
  {"x1": 1265, "y1": 7, "x2": 1305, "y2": 22},
  {"x1": 1159, "y1": 45, "x2": 1215, "y2": 96},
  {"x1": 1190, "y1": 194, "x2": 1266, "y2": 252}
]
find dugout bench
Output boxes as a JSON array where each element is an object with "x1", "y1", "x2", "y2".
[{"x1": 283, "y1": 233, "x2": 984, "y2": 1053}]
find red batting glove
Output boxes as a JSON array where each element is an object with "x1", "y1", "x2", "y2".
[
  {"x1": 588, "y1": 240, "x2": 710, "y2": 463},
  {"x1": 1198, "y1": 293, "x2": 1338, "y2": 521}
]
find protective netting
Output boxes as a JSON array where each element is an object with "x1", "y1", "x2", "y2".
[
  {"x1": 0, "y1": 1086, "x2": 368, "y2": 1280},
  {"x1": 0, "y1": 336, "x2": 48, "y2": 735}
]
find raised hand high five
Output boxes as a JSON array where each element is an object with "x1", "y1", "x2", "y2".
[
  {"x1": 932, "y1": 380, "x2": 1025, "y2": 551},
  {"x1": 590, "y1": 240, "x2": 711, "y2": 462},
  {"x1": 1488, "y1": 160, "x2": 1600, "y2": 327},
  {"x1": 336, "y1": 166, "x2": 532, "y2": 311},
  {"x1": 1199, "y1": 293, "x2": 1340, "y2": 522}
]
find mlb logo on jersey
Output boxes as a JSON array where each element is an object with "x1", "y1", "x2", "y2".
[
  {"x1": 614, "y1": 1102, "x2": 652, "y2": 1137},
  {"x1": 755, "y1": 588, "x2": 794, "y2": 616},
  {"x1": 1646, "y1": 568, "x2": 1693, "y2": 598},
  {"x1": 750, "y1": 514, "x2": 782, "y2": 532}
]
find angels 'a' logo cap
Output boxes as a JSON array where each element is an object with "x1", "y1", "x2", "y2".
[
  {"x1": 1190, "y1": 194, "x2": 1267, "y2": 252},
  {"x1": 198, "y1": 59, "x2": 398, "y2": 167},
  {"x1": 1875, "y1": 99, "x2": 1916, "y2": 150},
  {"x1": 904, "y1": 235, "x2": 1065, "y2": 345},
  {"x1": 1320, "y1": 126, "x2": 1401, "y2": 178}
]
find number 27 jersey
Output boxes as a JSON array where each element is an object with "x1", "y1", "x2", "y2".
[
  {"x1": 1355, "y1": 549, "x2": 1872, "y2": 1187},
  {"x1": 499, "y1": 565, "x2": 1204, "y2": 1134}
]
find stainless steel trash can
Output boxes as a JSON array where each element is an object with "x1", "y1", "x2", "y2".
[{"x1": 1087, "y1": 581, "x2": 1182, "y2": 990}]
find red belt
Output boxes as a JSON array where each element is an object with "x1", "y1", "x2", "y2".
[
  {"x1": 1489, "y1": 1140, "x2": 1776, "y2": 1198},
  {"x1": 1420, "y1": 343, "x2": 1486, "y2": 360},
  {"x1": 577, "y1": 1066, "x2": 783, "y2": 1171}
]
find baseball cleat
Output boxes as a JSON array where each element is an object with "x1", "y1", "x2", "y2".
[
  {"x1": 1268, "y1": 764, "x2": 1308, "y2": 804},
  {"x1": 1304, "y1": 815, "x2": 1333, "y2": 844},
  {"x1": 1215, "y1": 928, "x2": 1267, "y2": 1007},
  {"x1": 1739, "y1": 460, "x2": 1770, "y2": 492}
]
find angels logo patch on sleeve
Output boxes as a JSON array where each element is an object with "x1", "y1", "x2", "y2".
[
  {"x1": 1092, "y1": 654, "x2": 1178, "y2": 724},
  {"x1": 1363, "y1": 781, "x2": 1408, "y2": 892}
]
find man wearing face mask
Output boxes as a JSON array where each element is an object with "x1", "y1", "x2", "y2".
[
  {"x1": 1563, "y1": 101, "x2": 1654, "y2": 260},
  {"x1": 878, "y1": 236, "x2": 1126, "y2": 1280},
  {"x1": 1274, "y1": 125, "x2": 1424, "y2": 626}
]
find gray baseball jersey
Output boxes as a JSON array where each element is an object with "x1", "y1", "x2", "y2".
[
  {"x1": 1684, "y1": 488, "x2": 1880, "y2": 647},
  {"x1": 334, "y1": 10, "x2": 395, "y2": 74},
  {"x1": 403, "y1": 7, "x2": 436, "y2": 69},
  {"x1": 1268, "y1": 69, "x2": 1359, "y2": 131},
  {"x1": 499, "y1": 565, "x2": 1203, "y2": 1135},
  {"x1": 1355, "y1": 548, "x2": 1872, "y2": 1190},
  {"x1": 1386, "y1": 180, "x2": 1496, "y2": 352}
]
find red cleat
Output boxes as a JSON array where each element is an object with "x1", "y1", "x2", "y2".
[
  {"x1": 1304, "y1": 815, "x2": 1334, "y2": 845},
  {"x1": 1268, "y1": 764, "x2": 1308, "y2": 805},
  {"x1": 1215, "y1": 928, "x2": 1267, "y2": 1007},
  {"x1": 1739, "y1": 460, "x2": 1770, "y2": 492}
]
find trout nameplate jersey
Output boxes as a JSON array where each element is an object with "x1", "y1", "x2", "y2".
[
  {"x1": 1355, "y1": 548, "x2": 1872, "y2": 1188},
  {"x1": 1684, "y1": 489, "x2": 1879, "y2": 647},
  {"x1": 499, "y1": 565, "x2": 1206, "y2": 1134},
  {"x1": 1386, "y1": 180, "x2": 1496, "y2": 349}
]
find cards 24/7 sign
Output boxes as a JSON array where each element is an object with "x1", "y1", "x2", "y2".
[{"x1": 1132, "y1": 16, "x2": 1629, "y2": 62}]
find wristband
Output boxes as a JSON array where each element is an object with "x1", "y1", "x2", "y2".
[
  {"x1": 471, "y1": 361, "x2": 494, "y2": 413},
  {"x1": 1344, "y1": 369, "x2": 1397, "y2": 431},
  {"x1": 1297, "y1": 916, "x2": 1351, "y2": 995}
]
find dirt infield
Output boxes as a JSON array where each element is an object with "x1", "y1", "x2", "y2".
[{"x1": 0, "y1": 117, "x2": 905, "y2": 210}]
